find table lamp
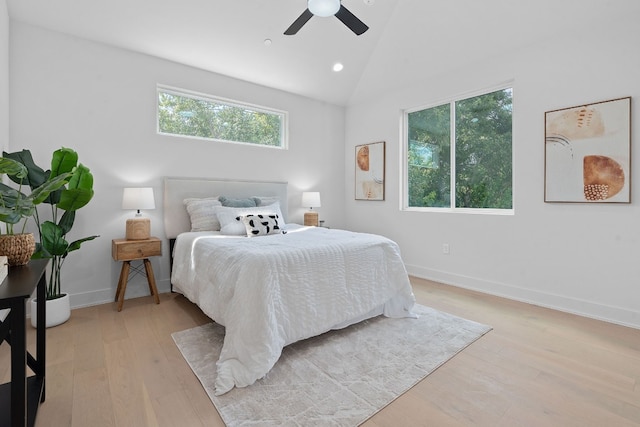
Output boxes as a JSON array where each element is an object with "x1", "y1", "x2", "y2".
[
  {"x1": 122, "y1": 187, "x2": 155, "y2": 240},
  {"x1": 302, "y1": 191, "x2": 321, "y2": 226}
]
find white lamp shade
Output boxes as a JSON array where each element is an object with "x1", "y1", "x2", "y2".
[
  {"x1": 122, "y1": 187, "x2": 156, "y2": 211},
  {"x1": 302, "y1": 191, "x2": 321, "y2": 208},
  {"x1": 308, "y1": 0, "x2": 340, "y2": 17}
]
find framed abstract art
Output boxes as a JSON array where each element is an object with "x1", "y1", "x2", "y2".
[
  {"x1": 545, "y1": 97, "x2": 631, "y2": 203},
  {"x1": 355, "y1": 141, "x2": 385, "y2": 201}
]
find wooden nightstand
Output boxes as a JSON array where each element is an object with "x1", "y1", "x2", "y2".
[{"x1": 112, "y1": 237, "x2": 162, "y2": 312}]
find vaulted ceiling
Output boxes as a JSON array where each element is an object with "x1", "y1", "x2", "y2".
[{"x1": 6, "y1": 0, "x2": 634, "y2": 106}]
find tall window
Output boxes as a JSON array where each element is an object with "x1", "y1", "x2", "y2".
[
  {"x1": 157, "y1": 86, "x2": 287, "y2": 148},
  {"x1": 404, "y1": 87, "x2": 513, "y2": 211}
]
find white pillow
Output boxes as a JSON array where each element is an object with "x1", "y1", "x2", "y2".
[
  {"x1": 217, "y1": 203, "x2": 284, "y2": 235},
  {"x1": 262, "y1": 201, "x2": 285, "y2": 224},
  {"x1": 183, "y1": 197, "x2": 222, "y2": 231},
  {"x1": 240, "y1": 214, "x2": 283, "y2": 237}
]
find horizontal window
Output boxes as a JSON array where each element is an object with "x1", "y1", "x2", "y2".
[
  {"x1": 403, "y1": 86, "x2": 513, "y2": 212},
  {"x1": 157, "y1": 86, "x2": 287, "y2": 148}
]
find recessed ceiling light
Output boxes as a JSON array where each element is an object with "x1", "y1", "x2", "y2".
[
  {"x1": 264, "y1": 39, "x2": 272, "y2": 46},
  {"x1": 332, "y1": 62, "x2": 344, "y2": 72}
]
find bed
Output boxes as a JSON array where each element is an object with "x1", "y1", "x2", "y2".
[{"x1": 164, "y1": 177, "x2": 416, "y2": 395}]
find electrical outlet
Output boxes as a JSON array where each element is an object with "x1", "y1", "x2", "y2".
[{"x1": 442, "y1": 243, "x2": 450, "y2": 254}]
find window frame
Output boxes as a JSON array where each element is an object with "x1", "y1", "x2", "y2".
[
  {"x1": 401, "y1": 83, "x2": 514, "y2": 215},
  {"x1": 156, "y1": 85, "x2": 289, "y2": 149}
]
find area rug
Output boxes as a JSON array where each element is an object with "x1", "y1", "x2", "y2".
[{"x1": 172, "y1": 304, "x2": 491, "y2": 426}]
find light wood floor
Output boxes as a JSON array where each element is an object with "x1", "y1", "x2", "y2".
[{"x1": 2, "y1": 277, "x2": 639, "y2": 426}]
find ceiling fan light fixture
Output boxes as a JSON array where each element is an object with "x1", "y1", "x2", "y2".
[
  {"x1": 308, "y1": 0, "x2": 340, "y2": 17},
  {"x1": 285, "y1": 0, "x2": 367, "y2": 36}
]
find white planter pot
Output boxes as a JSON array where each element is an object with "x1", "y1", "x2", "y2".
[{"x1": 30, "y1": 294, "x2": 71, "y2": 328}]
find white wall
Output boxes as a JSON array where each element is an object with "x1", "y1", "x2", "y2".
[
  {"x1": 0, "y1": 0, "x2": 8, "y2": 153},
  {"x1": 9, "y1": 22, "x2": 346, "y2": 308},
  {"x1": 345, "y1": 13, "x2": 640, "y2": 328}
]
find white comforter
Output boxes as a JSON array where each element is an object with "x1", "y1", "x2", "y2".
[{"x1": 171, "y1": 225, "x2": 416, "y2": 395}]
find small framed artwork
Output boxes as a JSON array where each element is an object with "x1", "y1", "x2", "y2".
[
  {"x1": 355, "y1": 141, "x2": 385, "y2": 200},
  {"x1": 545, "y1": 96, "x2": 631, "y2": 203}
]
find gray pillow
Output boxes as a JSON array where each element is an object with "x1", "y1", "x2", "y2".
[{"x1": 218, "y1": 196, "x2": 260, "y2": 207}]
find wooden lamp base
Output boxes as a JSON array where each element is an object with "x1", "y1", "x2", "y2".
[
  {"x1": 126, "y1": 218, "x2": 151, "y2": 240},
  {"x1": 304, "y1": 211, "x2": 319, "y2": 227}
]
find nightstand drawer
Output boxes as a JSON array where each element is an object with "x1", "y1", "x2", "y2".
[{"x1": 112, "y1": 237, "x2": 162, "y2": 261}]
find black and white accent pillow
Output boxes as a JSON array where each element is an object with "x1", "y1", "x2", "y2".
[{"x1": 239, "y1": 214, "x2": 282, "y2": 237}]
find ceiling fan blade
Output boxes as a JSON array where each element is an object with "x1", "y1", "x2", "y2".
[
  {"x1": 335, "y1": 5, "x2": 369, "y2": 35},
  {"x1": 284, "y1": 9, "x2": 314, "y2": 35}
]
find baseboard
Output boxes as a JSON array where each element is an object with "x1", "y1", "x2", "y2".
[
  {"x1": 26, "y1": 278, "x2": 173, "y2": 317},
  {"x1": 406, "y1": 264, "x2": 640, "y2": 330}
]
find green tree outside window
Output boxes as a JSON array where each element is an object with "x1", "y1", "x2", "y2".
[
  {"x1": 158, "y1": 89, "x2": 286, "y2": 148},
  {"x1": 407, "y1": 88, "x2": 512, "y2": 210}
]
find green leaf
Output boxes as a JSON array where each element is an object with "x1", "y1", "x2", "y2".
[
  {"x1": 58, "y1": 164, "x2": 94, "y2": 211},
  {"x1": 58, "y1": 188, "x2": 94, "y2": 211},
  {"x1": 0, "y1": 206, "x2": 23, "y2": 224},
  {"x1": 67, "y1": 235, "x2": 99, "y2": 253},
  {"x1": 0, "y1": 183, "x2": 32, "y2": 223},
  {"x1": 50, "y1": 148, "x2": 78, "y2": 178},
  {"x1": 1, "y1": 150, "x2": 46, "y2": 188},
  {"x1": 0, "y1": 157, "x2": 28, "y2": 180},
  {"x1": 40, "y1": 221, "x2": 69, "y2": 256},
  {"x1": 31, "y1": 242, "x2": 51, "y2": 259},
  {"x1": 57, "y1": 210, "x2": 75, "y2": 235},
  {"x1": 0, "y1": 183, "x2": 25, "y2": 206},
  {"x1": 69, "y1": 164, "x2": 93, "y2": 189},
  {"x1": 30, "y1": 173, "x2": 72, "y2": 205},
  {"x1": 13, "y1": 197, "x2": 35, "y2": 218}
]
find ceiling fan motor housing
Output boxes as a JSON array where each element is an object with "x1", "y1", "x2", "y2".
[
  {"x1": 308, "y1": 0, "x2": 341, "y2": 17},
  {"x1": 285, "y1": 0, "x2": 369, "y2": 36}
]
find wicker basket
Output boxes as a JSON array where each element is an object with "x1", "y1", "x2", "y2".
[{"x1": 0, "y1": 233, "x2": 36, "y2": 266}]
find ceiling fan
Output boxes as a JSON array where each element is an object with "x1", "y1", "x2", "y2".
[{"x1": 284, "y1": 0, "x2": 369, "y2": 36}]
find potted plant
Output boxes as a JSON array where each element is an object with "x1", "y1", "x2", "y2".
[
  {"x1": 3, "y1": 148, "x2": 99, "y2": 327},
  {"x1": 0, "y1": 155, "x2": 72, "y2": 266}
]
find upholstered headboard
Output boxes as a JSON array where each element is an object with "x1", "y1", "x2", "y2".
[{"x1": 163, "y1": 177, "x2": 289, "y2": 239}]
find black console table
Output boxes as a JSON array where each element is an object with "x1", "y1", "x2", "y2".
[{"x1": 0, "y1": 259, "x2": 48, "y2": 427}]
